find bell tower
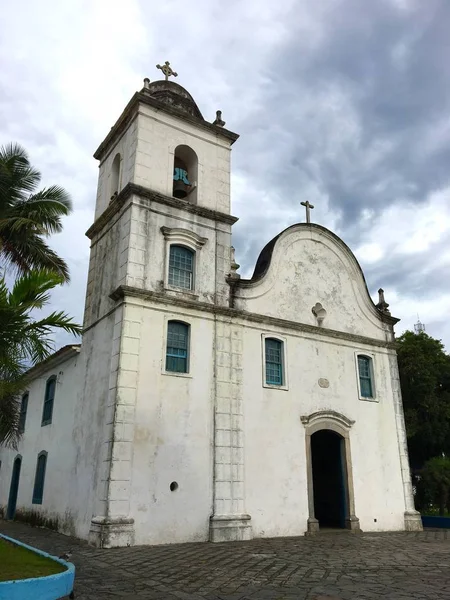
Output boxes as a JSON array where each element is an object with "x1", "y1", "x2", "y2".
[{"x1": 79, "y1": 63, "x2": 246, "y2": 547}]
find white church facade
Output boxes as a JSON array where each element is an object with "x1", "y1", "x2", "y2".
[{"x1": 0, "y1": 66, "x2": 422, "y2": 547}]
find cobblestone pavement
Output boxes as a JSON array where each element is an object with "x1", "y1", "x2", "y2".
[{"x1": 1, "y1": 521, "x2": 450, "y2": 600}]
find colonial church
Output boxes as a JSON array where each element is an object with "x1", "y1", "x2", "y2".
[{"x1": 0, "y1": 63, "x2": 422, "y2": 547}]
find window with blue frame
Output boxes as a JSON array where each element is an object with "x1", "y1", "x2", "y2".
[
  {"x1": 168, "y1": 245, "x2": 194, "y2": 290},
  {"x1": 358, "y1": 355, "x2": 374, "y2": 398},
  {"x1": 32, "y1": 451, "x2": 47, "y2": 504},
  {"x1": 42, "y1": 376, "x2": 56, "y2": 426},
  {"x1": 166, "y1": 321, "x2": 189, "y2": 373},
  {"x1": 265, "y1": 338, "x2": 284, "y2": 386},
  {"x1": 18, "y1": 392, "x2": 29, "y2": 433}
]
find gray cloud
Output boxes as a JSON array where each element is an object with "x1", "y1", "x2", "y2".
[{"x1": 1, "y1": 0, "x2": 449, "y2": 350}]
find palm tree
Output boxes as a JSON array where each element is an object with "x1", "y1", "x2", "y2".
[
  {"x1": 0, "y1": 143, "x2": 72, "y2": 281},
  {"x1": 0, "y1": 269, "x2": 82, "y2": 448}
]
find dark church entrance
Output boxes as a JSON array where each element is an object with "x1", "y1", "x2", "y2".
[{"x1": 311, "y1": 429, "x2": 347, "y2": 528}]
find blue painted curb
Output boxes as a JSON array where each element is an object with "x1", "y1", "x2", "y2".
[
  {"x1": 421, "y1": 515, "x2": 450, "y2": 529},
  {"x1": 0, "y1": 533, "x2": 75, "y2": 600}
]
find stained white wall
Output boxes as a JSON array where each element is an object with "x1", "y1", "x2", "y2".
[
  {"x1": 123, "y1": 200, "x2": 232, "y2": 306},
  {"x1": 133, "y1": 107, "x2": 231, "y2": 214},
  {"x1": 128, "y1": 300, "x2": 215, "y2": 545},
  {"x1": 94, "y1": 103, "x2": 233, "y2": 220},
  {"x1": 0, "y1": 353, "x2": 81, "y2": 535},
  {"x1": 235, "y1": 226, "x2": 392, "y2": 341},
  {"x1": 95, "y1": 117, "x2": 138, "y2": 219},
  {"x1": 241, "y1": 325, "x2": 406, "y2": 537}
]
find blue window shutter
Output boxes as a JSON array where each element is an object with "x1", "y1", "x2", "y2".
[
  {"x1": 42, "y1": 377, "x2": 56, "y2": 426},
  {"x1": 32, "y1": 452, "x2": 47, "y2": 504},
  {"x1": 358, "y1": 356, "x2": 373, "y2": 398},
  {"x1": 168, "y1": 246, "x2": 194, "y2": 290},
  {"x1": 166, "y1": 321, "x2": 189, "y2": 373},
  {"x1": 18, "y1": 393, "x2": 28, "y2": 433},
  {"x1": 265, "y1": 338, "x2": 283, "y2": 385}
]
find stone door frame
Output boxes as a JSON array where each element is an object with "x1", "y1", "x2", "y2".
[{"x1": 301, "y1": 410, "x2": 360, "y2": 534}]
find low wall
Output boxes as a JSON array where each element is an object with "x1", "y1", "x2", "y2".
[
  {"x1": 421, "y1": 515, "x2": 450, "y2": 529},
  {"x1": 0, "y1": 534, "x2": 75, "y2": 600}
]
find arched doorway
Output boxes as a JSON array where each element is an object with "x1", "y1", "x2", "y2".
[
  {"x1": 301, "y1": 410, "x2": 360, "y2": 534},
  {"x1": 7, "y1": 455, "x2": 22, "y2": 519},
  {"x1": 311, "y1": 429, "x2": 347, "y2": 528}
]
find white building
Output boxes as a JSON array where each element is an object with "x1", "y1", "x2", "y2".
[{"x1": 0, "y1": 70, "x2": 422, "y2": 547}]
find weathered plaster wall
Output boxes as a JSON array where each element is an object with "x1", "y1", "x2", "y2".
[
  {"x1": 241, "y1": 326, "x2": 405, "y2": 536},
  {"x1": 0, "y1": 354, "x2": 80, "y2": 536},
  {"x1": 128, "y1": 299, "x2": 215, "y2": 545},
  {"x1": 95, "y1": 117, "x2": 138, "y2": 219},
  {"x1": 123, "y1": 199, "x2": 232, "y2": 305},
  {"x1": 71, "y1": 316, "x2": 117, "y2": 538},
  {"x1": 235, "y1": 226, "x2": 392, "y2": 342},
  {"x1": 133, "y1": 107, "x2": 231, "y2": 214}
]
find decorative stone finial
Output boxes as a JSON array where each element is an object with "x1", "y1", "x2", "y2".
[
  {"x1": 143, "y1": 77, "x2": 150, "y2": 89},
  {"x1": 376, "y1": 288, "x2": 391, "y2": 315},
  {"x1": 213, "y1": 110, "x2": 226, "y2": 127},
  {"x1": 312, "y1": 302, "x2": 327, "y2": 326},
  {"x1": 229, "y1": 246, "x2": 240, "y2": 280},
  {"x1": 301, "y1": 200, "x2": 315, "y2": 224},
  {"x1": 156, "y1": 60, "x2": 178, "y2": 81}
]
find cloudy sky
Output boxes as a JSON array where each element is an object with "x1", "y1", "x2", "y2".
[{"x1": 1, "y1": 0, "x2": 450, "y2": 350}]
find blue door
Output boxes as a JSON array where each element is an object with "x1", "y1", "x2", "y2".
[{"x1": 6, "y1": 456, "x2": 22, "y2": 519}]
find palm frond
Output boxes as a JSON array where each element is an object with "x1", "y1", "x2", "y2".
[{"x1": 0, "y1": 234, "x2": 70, "y2": 282}]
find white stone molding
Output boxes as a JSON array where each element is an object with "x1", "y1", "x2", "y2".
[
  {"x1": 210, "y1": 317, "x2": 252, "y2": 542},
  {"x1": 387, "y1": 352, "x2": 423, "y2": 531},
  {"x1": 161, "y1": 226, "x2": 207, "y2": 250},
  {"x1": 261, "y1": 333, "x2": 289, "y2": 391},
  {"x1": 88, "y1": 302, "x2": 142, "y2": 547},
  {"x1": 301, "y1": 410, "x2": 360, "y2": 535},
  {"x1": 354, "y1": 351, "x2": 378, "y2": 402},
  {"x1": 300, "y1": 410, "x2": 355, "y2": 430}
]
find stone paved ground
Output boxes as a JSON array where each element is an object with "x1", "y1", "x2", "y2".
[{"x1": 1, "y1": 521, "x2": 449, "y2": 600}]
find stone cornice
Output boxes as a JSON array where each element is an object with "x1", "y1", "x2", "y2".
[
  {"x1": 109, "y1": 285, "x2": 397, "y2": 350},
  {"x1": 86, "y1": 182, "x2": 239, "y2": 240},
  {"x1": 93, "y1": 91, "x2": 239, "y2": 162}
]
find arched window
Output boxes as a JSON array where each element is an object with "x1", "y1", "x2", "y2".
[
  {"x1": 42, "y1": 376, "x2": 56, "y2": 426},
  {"x1": 32, "y1": 451, "x2": 47, "y2": 505},
  {"x1": 166, "y1": 321, "x2": 190, "y2": 373},
  {"x1": 173, "y1": 145, "x2": 198, "y2": 202},
  {"x1": 357, "y1": 355, "x2": 374, "y2": 398},
  {"x1": 265, "y1": 338, "x2": 284, "y2": 386},
  {"x1": 110, "y1": 153, "x2": 121, "y2": 200},
  {"x1": 18, "y1": 392, "x2": 28, "y2": 434},
  {"x1": 168, "y1": 245, "x2": 194, "y2": 290}
]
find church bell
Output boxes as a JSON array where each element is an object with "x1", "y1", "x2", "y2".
[{"x1": 173, "y1": 164, "x2": 191, "y2": 199}]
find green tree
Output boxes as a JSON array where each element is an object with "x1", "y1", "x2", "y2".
[
  {"x1": 0, "y1": 270, "x2": 81, "y2": 448},
  {"x1": 420, "y1": 456, "x2": 450, "y2": 516},
  {"x1": 397, "y1": 331, "x2": 450, "y2": 467},
  {"x1": 0, "y1": 143, "x2": 71, "y2": 281}
]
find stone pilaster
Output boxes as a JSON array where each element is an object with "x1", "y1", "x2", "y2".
[
  {"x1": 89, "y1": 302, "x2": 142, "y2": 547},
  {"x1": 210, "y1": 317, "x2": 252, "y2": 542},
  {"x1": 388, "y1": 352, "x2": 423, "y2": 531}
]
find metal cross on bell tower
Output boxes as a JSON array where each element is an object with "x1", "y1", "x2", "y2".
[
  {"x1": 301, "y1": 200, "x2": 315, "y2": 224},
  {"x1": 156, "y1": 60, "x2": 178, "y2": 81}
]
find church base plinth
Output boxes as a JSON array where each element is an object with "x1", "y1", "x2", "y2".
[
  {"x1": 404, "y1": 510, "x2": 423, "y2": 531},
  {"x1": 209, "y1": 514, "x2": 252, "y2": 542},
  {"x1": 89, "y1": 516, "x2": 135, "y2": 548},
  {"x1": 305, "y1": 517, "x2": 320, "y2": 535},
  {"x1": 345, "y1": 514, "x2": 361, "y2": 533}
]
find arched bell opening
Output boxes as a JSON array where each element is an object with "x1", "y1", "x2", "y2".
[
  {"x1": 173, "y1": 145, "x2": 198, "y2": 202},
  {"x1": 110, "y1": 153, "x2": 121, "y2": 201}
]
